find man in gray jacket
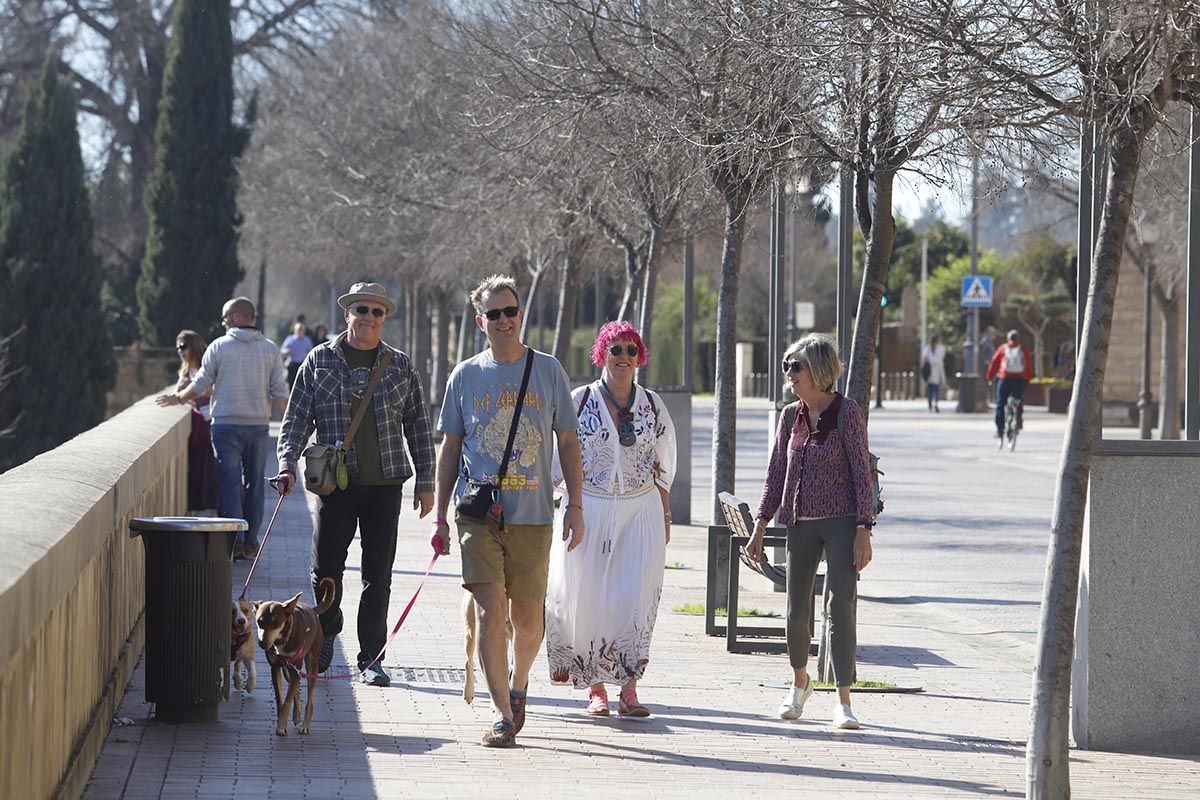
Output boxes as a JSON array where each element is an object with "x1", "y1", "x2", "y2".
[{"x1": 158, "y1": 297, "x2": 289, "y2": 559}]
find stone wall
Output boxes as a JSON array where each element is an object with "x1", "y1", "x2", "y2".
[
  {"x1": 1102, "y1": 267, "x2": 1184, "y2": 407},
  {"x1": 0, "y1": 396, "x2": 189, "y2": 799}
]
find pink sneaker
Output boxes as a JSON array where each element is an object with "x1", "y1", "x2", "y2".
[
  {"x1": 618, "y1": 687, "x2": 650, "y2": 718},
  {"x1": 586, "y1": 686, "x2": 610, "y2": 716}
]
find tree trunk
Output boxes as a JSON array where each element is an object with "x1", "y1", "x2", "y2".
[
  {"x1": 1033, "y1": 327, "x2": 1045, "y2": 380},
  {"x1": 457, "y1": 298, "x2": 475, "y2": 362},
  {"x1": 638, "y1": 219, "x2": 664, "y2": 347},
  {"x1": 431, "y1": 292, "x2": 451, "y2": 411},
  {"x1": 522, "y1": 262, "x2": 547, "y2": 340},
  {"x1": 711, "y1": 186, "x2": 751, "y2": 523},
  {"x1": 1156, "y1": 289, "x2": 1179, "y2": 439},
  {"x1": 844, "y1": 168, "x2": 897, "y2": 412},
  {"x1": 1027, "y1": 124, "x2": 1144, "y2": 800},
  {"x1": 616, "y1": 243, "x2": 640, "y2": 321},
  {"x1": 412, "y1": 285, "x2": 432, "y2": 395},
  {"x1": 553, "y1": 250, "x2": 580, "y2": 367}
]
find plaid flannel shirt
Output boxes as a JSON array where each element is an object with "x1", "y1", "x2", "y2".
[{"x1": 278, "y1": 335, "x2": 436, "y2": 494}]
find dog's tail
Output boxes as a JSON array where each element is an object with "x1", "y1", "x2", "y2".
[{"x1": 314, "y1": 577, "x2": 337, "y2": 615}]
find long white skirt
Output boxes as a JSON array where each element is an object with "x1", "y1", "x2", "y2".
[{"x1": 545, "y1": 486, "x2": 667, "y2": 688}]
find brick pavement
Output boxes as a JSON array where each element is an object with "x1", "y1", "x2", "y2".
[{"x1": 83, "y1": 404, "x2": 1200, "y2": 799}]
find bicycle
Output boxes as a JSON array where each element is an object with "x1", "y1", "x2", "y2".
[{"x1": 1001, "y1": 395, "x2": 1022, "y2": 451}]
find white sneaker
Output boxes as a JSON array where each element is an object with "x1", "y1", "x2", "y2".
[
  {"x1": 777, "y1": 677, "x2": 814, "y2": 720},
  {"x1": 832, "y1": 702, "x2": 860, "y2": 729}
]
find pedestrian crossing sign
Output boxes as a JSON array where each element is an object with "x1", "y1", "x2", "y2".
[{"x1": 961, "y1": 275, "x2": 993, "y2": 308}]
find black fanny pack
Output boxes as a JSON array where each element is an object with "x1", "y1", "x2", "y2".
[
  {"x1": 455, "y1": 349, "x2": 534, "y2": 530},
  {"x1": 457, "y1": 478, "x2": 500, "y2": 523}
]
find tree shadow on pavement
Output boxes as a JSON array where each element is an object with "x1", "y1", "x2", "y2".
[{"x1": 516, "y1": 735, "x2": 1021, "y2": 795}]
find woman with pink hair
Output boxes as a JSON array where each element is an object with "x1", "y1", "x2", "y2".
[{"x1": 545, "y1": 321, "x2": 677, "y2": 717}]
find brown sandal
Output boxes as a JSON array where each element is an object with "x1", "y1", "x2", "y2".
[{"x1": 481, "y1": 718, "x2": 517, "y2": 748}]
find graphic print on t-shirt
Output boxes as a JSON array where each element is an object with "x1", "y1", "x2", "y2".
[
  {"x1": 349, "y1": 366, "x2": 371, "y2": 398},
  {"x1": 472, "y1": 386, "x2": 544, "y2": 491}
]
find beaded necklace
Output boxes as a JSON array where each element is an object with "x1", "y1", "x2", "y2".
[{"x1": 599, "y1": 379, "x2": 637, "y2": 447}]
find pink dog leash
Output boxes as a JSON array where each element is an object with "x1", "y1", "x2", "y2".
[{"x1": 295, "y1": 535, "x2": 442, "y2": 680}]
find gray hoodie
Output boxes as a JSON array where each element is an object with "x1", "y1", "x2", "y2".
[{"x1": 189, "y1": 327, "x2": 289, "y2": 426}]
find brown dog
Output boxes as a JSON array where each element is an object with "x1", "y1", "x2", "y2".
[
  {"x1": 255, "y1": 577, "x2": 336, "y2": 736},
  {"x1": 462, "y1": 591, "x2": 514, "y2": 705},
  {"x1": 230, "y1": 598, "x2": 257, "y2": 695}
]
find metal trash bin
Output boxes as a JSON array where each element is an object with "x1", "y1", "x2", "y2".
[{"x1": 129, "y1": 516, "x2": 247, "y2": 723}]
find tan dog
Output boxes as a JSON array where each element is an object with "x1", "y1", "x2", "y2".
[
  {"x1": 230, "y1": 598, "x2": 257, "y2": 695},
  {"x1": 255, "y1": 577, "x2": 336, "y2": 736},
  {"x1": 462, "y1": 591, "x2": 514, "y2": 704}
]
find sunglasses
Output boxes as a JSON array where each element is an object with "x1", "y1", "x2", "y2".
[
  {"x1": 352, "y1": 305, "x2": 386, "y2": 318},
  {"x1": 781, "y1": 359, "x2": 808, "y2": 374},
  {"x1": 609, "y1": 344, "x2": 640, "y2": 358},
  {"x1": 483, "y1": 305, "x2": 520, "y2": 321},
  {"x1": 176, "y1": 343, "x2": 188, "y2": 351}
]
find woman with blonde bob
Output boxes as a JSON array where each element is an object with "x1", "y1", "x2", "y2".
[
  {"x1": 748, "y1": 333, "x2": 876, "y2": 729},
  {"x1": 545, "y1": 321, "x2": 677, "y2": 717}
]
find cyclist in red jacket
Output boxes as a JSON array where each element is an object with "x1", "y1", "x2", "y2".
[{"x1": 986, "y1": 329, "x2": 1034, "y2": 437}]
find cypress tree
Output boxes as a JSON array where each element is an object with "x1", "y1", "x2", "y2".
[
  {"x1": 0, "y1": 51, "x2": 114, "y2": 472},
  {"x1": 137, "y1": 0, "x2": 242, "y2": 345}
]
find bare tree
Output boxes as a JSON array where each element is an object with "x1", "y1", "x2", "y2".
[{"x1": 901, "y1": 2, "x2": 1200, "y2": 795}]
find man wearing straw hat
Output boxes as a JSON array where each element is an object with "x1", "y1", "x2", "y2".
[{"x1": 273, "y1": 281, "x2": 436, "y2": 687}]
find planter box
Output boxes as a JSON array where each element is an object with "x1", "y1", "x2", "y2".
[
  {"x1": 1024, "y1": 382, "x2": 1049, "y2": 407},
  {"x1": 1048, "y1": 386, "x2": 1071, "y2": 414}
]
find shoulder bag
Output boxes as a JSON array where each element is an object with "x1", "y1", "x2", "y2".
[{"x1": 836, "y1": 396, "x2": 884, "y2": 516}]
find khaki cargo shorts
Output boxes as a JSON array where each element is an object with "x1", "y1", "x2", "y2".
[{"x1": 456, "y1": 515, "x2": 554, "y2": 601}]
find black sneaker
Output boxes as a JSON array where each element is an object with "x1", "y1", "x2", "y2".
[
  {"x1": 359, "y1": 662, "x2": 390, "y2": 687},
  {"x1": 318, "y1": 635, "x2": 336, "y2": 673}
]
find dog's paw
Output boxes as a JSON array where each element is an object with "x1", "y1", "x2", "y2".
[
  {"x1": 299, "y1": 725, "x2": 311, "y2": 735},
  {"x1": 275, "y1": 727, "x2": 288, "y2": 737}
]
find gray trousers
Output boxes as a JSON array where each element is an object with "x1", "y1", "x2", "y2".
[{"x1": 785, "y1": 516, "x2": 858, "y2": 686}]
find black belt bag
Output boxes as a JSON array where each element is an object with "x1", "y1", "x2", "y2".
[
  {"x1": 456, "y1": 349, "x2": 534, "y2": 530},
  {"x1": 456, "y1": 478, "x2": 500, "y2": 523}
]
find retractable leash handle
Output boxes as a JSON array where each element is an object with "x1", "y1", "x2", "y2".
[{"x1": 296, "y1": 535, "x2": 443, "y2": 680}]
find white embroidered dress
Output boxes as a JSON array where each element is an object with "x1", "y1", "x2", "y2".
[{"x1": 545, "y1": 381, "x2": 677, "y2": 688}]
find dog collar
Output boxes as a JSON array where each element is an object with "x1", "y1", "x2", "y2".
[{"x1": 280, "y1": 626, "x2": 313, "y2": 667}]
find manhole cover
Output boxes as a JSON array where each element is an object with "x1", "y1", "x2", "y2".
[{"x1": 393, "y1": 667, "x2": 467, "y2": 684}]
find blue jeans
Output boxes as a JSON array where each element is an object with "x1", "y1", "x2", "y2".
[{"x1": 211, "y1": 424, "x2": 270, "y2": 549}]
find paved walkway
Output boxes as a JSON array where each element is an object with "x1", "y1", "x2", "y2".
[{"x1": 84, "y1": 400, "x2": 1200, "y2": 798}]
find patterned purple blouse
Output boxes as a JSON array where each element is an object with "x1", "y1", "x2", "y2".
[{"x1": 755, "y1": 394, "x2": 875, "y2": 529}]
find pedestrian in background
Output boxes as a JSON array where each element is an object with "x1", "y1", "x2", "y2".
[
  {"x1": 281, "y1": 321, "x2": 314, "y2": 388},
  {"x1": 748, "y1": 333, "x2": 876, "y2": 730},
  {"x1": 157, "y1": 297, "x2": 289, "y2": 560},
  {"x1": 544, "y1": 321, "x2": 676, "y2": 718},
  {"x1": 174, "y1": 330, "x2": 218, "y2": 514},
  {"x1": 921, "y1": 334, "x2": 947, "y2": 413}
]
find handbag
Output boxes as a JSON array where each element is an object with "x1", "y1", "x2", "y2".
[
  {"x1": 302, "y1": 349, "x2": 393, "y2": 495},
  {"x1": 921, "y1": 361, "x2": 931, "y2": 381},
  {"x1": 456, "y1": 348, "x2": 535, "y2": 530}
]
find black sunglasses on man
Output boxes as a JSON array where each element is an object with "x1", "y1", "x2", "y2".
[{"x1": 483, "y1": 305, "x2": 520, "y2": 321}]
